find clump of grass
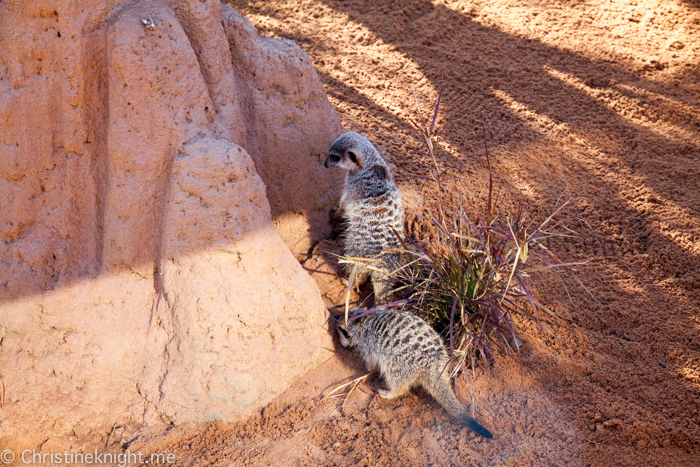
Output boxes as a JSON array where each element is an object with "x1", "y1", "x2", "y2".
[{"x1": 397, "y1": 85, "x2": 581, "y2": 376}]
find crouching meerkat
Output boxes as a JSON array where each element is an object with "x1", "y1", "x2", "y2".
[
  {"x1": 337, "y1": 307, "x2": 493, "y2": 439},
  {"x1": 324, "y1": 131, "x2": 404, "y2": 304}
]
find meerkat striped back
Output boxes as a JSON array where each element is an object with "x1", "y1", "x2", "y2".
[
  {"x1": 343, "y1": 166, "x2": 404, "y2": 293},
  {"x1": 351, "y1": 309, "x2": 444, "y2": 370},
  {"x1": 343, "y1": 168, "x2": 403, "y2": 260}
]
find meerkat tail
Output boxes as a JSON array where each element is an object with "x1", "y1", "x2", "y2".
[
  {"x1": 425, "y1": 371, "x2": 493, "y2": 439},
  {"x1": 464, "y1": 416, "x2": 493, "y2": 439},
  {"x1": 437, "y1": 388, "x2": 493, "y2": 438}
]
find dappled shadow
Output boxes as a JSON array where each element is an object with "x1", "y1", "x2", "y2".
[{"x1": 317, "y1": 0, "x2": 699, "y2": 212}]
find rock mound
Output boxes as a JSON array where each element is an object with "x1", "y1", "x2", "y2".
[{"x1": 0, "y1": 0, "x2": 341, "y2": 449}]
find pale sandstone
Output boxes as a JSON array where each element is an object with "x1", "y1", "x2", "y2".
[
  {"x1": 141, "y1": 137, "x2": 331, "y2": 424},
  {"x1": 102, "y1": 0, "x2": 214, "y2": 273},
  {"x1": 0, "y1": 0, "x2": 337, "y2": 450}
]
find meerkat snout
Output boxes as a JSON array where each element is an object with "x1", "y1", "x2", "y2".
[
  {"x1": 325, "y1": 131, "x2": 367, "y2": 170},
  {"x1": 335, "y1": 310, "x2": 358, "y2": 348},
  {"x1": 337, "y1": 323, "x2": 352, "y2": 348}
]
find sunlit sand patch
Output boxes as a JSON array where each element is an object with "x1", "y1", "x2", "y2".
[
  {"x1": 614, "y1": 82, "x2": 700, "y2": 115},
  {"x1": 493, "y1": 88, "x2": 578, "y2": 143},
  {"x1": 494, "y1": 88, "x2": 700, "y2": 258},
  {"x1": 246, "y1": 1, "x2": 435, "y2": 117},
  {"x1": 544, "y1": 66, "x2": 700, "y2": 147},
  {"x1": 492, "y1": 444, "x2": 535, "y2": 466},
  {"x1": 679, "y1": 366, "x2": 700, "y2": 389},
  {"x1": 248, "y1": 3, "x2": 479, "y2": 165},
  {"x1": 442, "y1": 0, "x2": 698, "y2": 73},
  {"x1": 507, "y1": 169, "x2": 540, "y2": 202}
]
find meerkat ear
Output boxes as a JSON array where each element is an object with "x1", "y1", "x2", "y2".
[
  {"x1": 372, "y1": 165, "x2": 387, "y2": 180},
  {"x1": 347, "y1": 151, "x2": 358, "y2": 165}
]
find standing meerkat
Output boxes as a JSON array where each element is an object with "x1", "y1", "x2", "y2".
[
  {"x1": 324, "y1": 131, "x2": 404, "y2": 304},
  {"x1": 336, "y1": 307, "x2": 493, "y2": 439}
]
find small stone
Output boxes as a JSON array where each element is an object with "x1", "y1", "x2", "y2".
[
  {"x1": 669, "y1": 41, "x2": 685, "y2": 50},
  {"x1": 333, "y1": 442, "x2": 340, "y2": 447},
  {"x1": 141, "y1": 17, "x2": 156, "y2": 31},
  {"x1": 603, "y1": 418, "x2": 621, "y2": 428}
]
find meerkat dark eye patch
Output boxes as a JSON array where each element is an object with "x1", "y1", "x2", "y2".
[
  {"x1": 338, "y1": 326, "x2": 350, "y2": 339},
  {"x1": 347, "y1": 151, "x2": 358, "y2": 164},
  {"x1": 330, "y1": 154, "x2": 340, "y2": 162},
  {"x1": 372, "y1": 165, "x2": 387, "y2": 180}
]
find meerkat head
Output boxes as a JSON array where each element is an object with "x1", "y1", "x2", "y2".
[
  {"x1": 325, "y1": 131, "x2": 384, "y2": 172},
  {"x1": 336, "y1": 307, "x2": 366, "y2": 348}
]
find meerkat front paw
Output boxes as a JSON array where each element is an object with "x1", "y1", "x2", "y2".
[{"x1": 378, "y1": 389, "x2": 400, "y2": 399}]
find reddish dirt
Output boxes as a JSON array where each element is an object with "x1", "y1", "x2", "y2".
[{"x1": 135, "y1": 0, "x2": 700, "y2": 465}]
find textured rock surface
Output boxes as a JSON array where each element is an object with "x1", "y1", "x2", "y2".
[
  {"x1": 143, "y1": 137, "x2": 331, "y2": 424},
  {"x1": 103, "y1": 0, "x2": 214, "y2": 273},
  {"x1": 0, "y1": 0, "x2": 336, "y2": 450},
  {"x1": 222, "y1": 6, "x2": 344, "y2": 256}
]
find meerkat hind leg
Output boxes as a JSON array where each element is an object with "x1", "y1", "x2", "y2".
[
  {"x1": 342, "y1": 268, "x2": 369, "y2": 293},
  {"x1": 371, "y1": 268, "x2": 392, "y2": 305},
  {"x1": 378, "y1": 375, "x2": 413, "y2": 399}
]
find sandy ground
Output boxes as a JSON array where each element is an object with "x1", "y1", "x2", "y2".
[{"x1": 135, "y1": 0, "x2": 700, "y2": 465}]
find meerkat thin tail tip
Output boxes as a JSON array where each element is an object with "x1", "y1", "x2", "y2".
[{"x1": 465, "y1": 417, "x2": 493, "y2": 439}]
